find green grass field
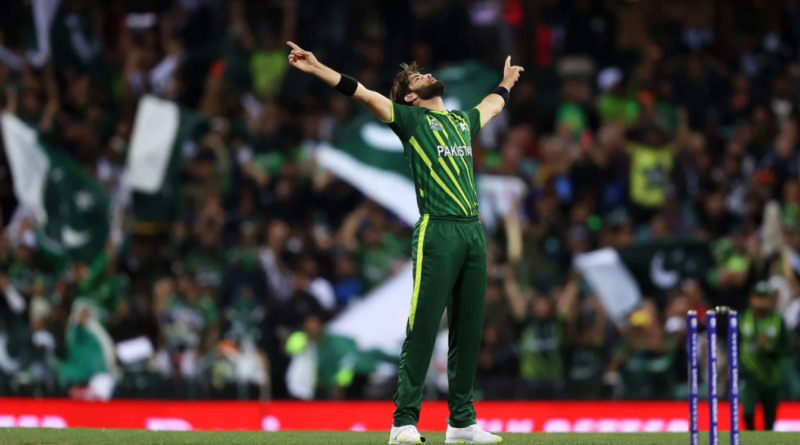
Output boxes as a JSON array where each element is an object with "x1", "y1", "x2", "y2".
[{"x1": 1, "y1": 430, "x2": 800, "y2": 445}]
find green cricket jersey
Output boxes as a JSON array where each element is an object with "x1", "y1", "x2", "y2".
[
  {"x1": 739, "y1": 310, "x2": 790, "y2": 386},
  {"x1": 384, "y1": 103, "x2": 481, "y2": 218}
]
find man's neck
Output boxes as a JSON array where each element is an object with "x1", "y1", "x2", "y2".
[{"x1": 417, "y1": 97, "x2": 446, "y2": 112}]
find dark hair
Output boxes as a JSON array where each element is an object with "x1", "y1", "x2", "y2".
[{"x1": 389, "y1": 62, "x2": 421, "y2": 105}]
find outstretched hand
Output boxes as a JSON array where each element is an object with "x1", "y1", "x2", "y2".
[
  {"x1": 287, "y1": 41, "x2": 321, "y2": 74},
  {"x1": 501, "y1": 56, "x2": 525, "y2": 90}
]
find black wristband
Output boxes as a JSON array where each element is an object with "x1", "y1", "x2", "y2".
[
  {"x1": 491, "y1": 86, "x2": 510, "y2": 108},
  {"x1": 335, "y1": 74, "x2": 359, "y2": 97}
]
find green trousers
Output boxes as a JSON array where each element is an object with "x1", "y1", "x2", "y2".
[
  {"x1": 393, "y1": 215, "x2": 487, "y2": 428},
  {"x1": 741, "y1": 379, "x2": 780, "y2": 431}
]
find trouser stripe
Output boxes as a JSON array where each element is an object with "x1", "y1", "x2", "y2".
[{"x1": 409, "y1": 215, "x2": 430, "y2": 330}]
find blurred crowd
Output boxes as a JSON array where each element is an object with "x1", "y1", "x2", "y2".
[{"x1": 1, "y1": 0, "x2": 800, "y2": 402}]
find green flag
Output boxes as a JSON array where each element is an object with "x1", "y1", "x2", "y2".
[
  {"x1": 48, "y1": 1, "x2": 101, "y2": 72},
  {"x1": 575, "y1": 240, "x2": 715, "y2": 326},
  {"x1": 618, "y1": 239, "x2": 716, "y2": 296},
  {"x1": 126, "y1": 95, "x2": 205, "y2": 234},
  {"x1": 1, "y1": 113, "x2": 110, "y2": 264}
]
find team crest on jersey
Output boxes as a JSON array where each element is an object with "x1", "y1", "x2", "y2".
[{"x1": 430, "y1": 119, "x2": 443, "y2": 132}]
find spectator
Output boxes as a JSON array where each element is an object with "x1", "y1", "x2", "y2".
[
  {"x1": 739, "y1": 282, "x2": 792, "y2": 431},
  {"x1": 606, "y1": 302, "x2": 677, "y2": 400},
  {"x1": 340, "y1": 205, "x2": 407, "y2": 291},
  {"x1": 298, "y1": 255, "x2": 335, "y2": 312},
  {"x1": 58, "y1": 299, "x2": 117, "y2": 398},
  {"x1": 333, "y1": 254, "x2": 363, "y2": 308},
  {"x1": 157, "y1": 275, "x2": 219, "y2": 377},
  {"x1": 504, "y1": 263, "x2": 576, "y2": 400},
  {"x1": 184, "y1": 199, "x2": 228, "y2": 294},
  {"x1": 249, "y1": 0, "x2": 295, "y2": 99},
  {"x1": 224, "y1": 284, "x2": 265, "y2": 342},
  {"x1": 227, "y1": 221, "x2": 262, "y2": 275},
  {"x1": 279, "y1": 265, "x2": 325, "y2": 333}
]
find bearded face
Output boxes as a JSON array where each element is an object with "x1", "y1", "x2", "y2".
[{"x1": 411, "y1": 80, "x2": 446, "y2": 101}]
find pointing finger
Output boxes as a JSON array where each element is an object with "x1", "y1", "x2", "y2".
[
  {"x1": 287, "y1": 41, "x2": 305, "y2": 53},
  {"x1": 505, "y1": 56, "x2": 511, "y2": 68}
]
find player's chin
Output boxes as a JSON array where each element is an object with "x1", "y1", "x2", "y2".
[
  {"x1": 422, "y1": 81, "x2": 446, "y2": 99},
  {"x1": 432, "y1": 82, "x2": 446, "y2": 98}
]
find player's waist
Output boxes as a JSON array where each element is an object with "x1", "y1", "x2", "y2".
[{"x1": 421, "y1": 214, "x2": 479, "y2": 223}]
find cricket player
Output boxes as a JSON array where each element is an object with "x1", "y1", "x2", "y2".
[
  {"x1": 288, "y1": 41, "x2": 523, "y2": 443},
  {"x1": 739, "y1": 281, "x2": 791, "y2": 431}
]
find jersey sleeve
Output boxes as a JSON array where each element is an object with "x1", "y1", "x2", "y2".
[
  {"x1": 463, "y1": 108, "x2": 483, "y2": 135},
  {"x1": 383, "y1": 102, "x2": 418, "y2": 139}
]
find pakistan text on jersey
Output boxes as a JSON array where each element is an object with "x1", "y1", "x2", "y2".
[{"x1": 436, "y1": 146, "x2": 473, "y2": 157}]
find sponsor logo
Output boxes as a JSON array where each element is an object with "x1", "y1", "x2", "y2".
[
  {"x1": 776, "y1": 420, "x2": 800, "y2": 432},
  {"x1": 541, "y1": 418, "x2": 688, "y2": 433},
  {"x1": 476, "y1": 419, "x2": 534, "y2": 433},
  {"x1": 262, "y1": 416, "x2": 281, "y2": 432},
  {"x1": 0, "y1": 415, "x2": 67, "y2": 428},
  {"x1": 145, "y1": 418, "x2": 192, "y2": 431}
]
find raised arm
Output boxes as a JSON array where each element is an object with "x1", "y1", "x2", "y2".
[
  {"x1": 475, "y1": 56, "x2": 524, "y2": 128},
  {"x1": 287, "y1": 42, "x2": 392, "y2": 122}
]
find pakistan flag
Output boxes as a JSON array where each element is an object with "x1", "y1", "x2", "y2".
[
  {"x1": 317, "y1": 61, "x2": 524, "y2": 228},
  {"x1": 126, "y1": 95, "x2": 205, "y2": 234},
  {"x1": 575, "y1": 240, "x2": 715, "y2": 326},
  {"x1": 1, "y1": 113, "x2": 109, "y2": 263}
]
